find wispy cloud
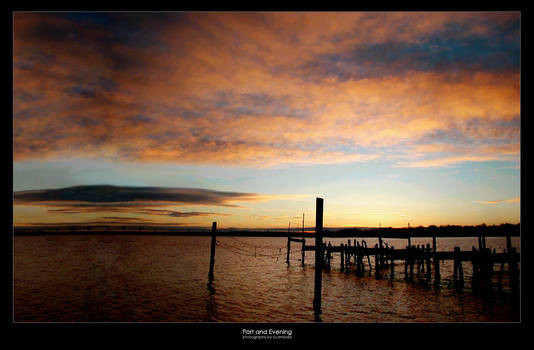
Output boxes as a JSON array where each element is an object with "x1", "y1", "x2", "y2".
[
  {"x1": 396, "y1": 142, "x2": 519, "y2": 168},
  {"x1": 396, "y1": 155, "x2": 512, "y2": 168},
  {"x1": 475, "y1": 197, "x2": 520, "y2": 204}
]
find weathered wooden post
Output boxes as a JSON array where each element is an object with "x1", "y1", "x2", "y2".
[
  {"x1": 458, "y1": 252, "x2": 464, "y2": 287},
  {"x1": 433, "y1": 253, "x2": 440, "y2": 286},
  {"x1": 343, "y1": 244, "x2": 350, "y2": 273},
  {"x1": 471, "y1": 247, "x2": 479, "y2": 283},
  {"x1": 384, "y1": 243, "x2": 391, "y2": 267},
  {"x1": 286, "y1": 237, "x2": 291, "y2": 264},
  {"x1": 498, "y1": 248, "x2": 505, "y2": 290},
  {"x1": 302, "y1": 239, "x2": 306, "y2": 266},
  {"x1": 416, "y1": 245, "x2": 422, "y2": 275},
  {"x1": 374, "y1": 244, "x2": 379, "y2": 278},
  {"x1": 390, "y1": 247, "x2": 395, "y2": 280},
  {"x1": 509, "y1": 247, "x2": 519, "y2": 294},
  {"x1": 378, "y1": 236, "x2": 384, "y2": 267},
  {"x1": 506, "y1": 235, "x2": 512, "y2": 253},
  {"x1": 404, "y1": 246, "x2": 409, "y2": 280},
  {"x1": 208, "y1": 222, "x2": 217, "y2": 281},
  {"x1": 357, "y1": 242, "x2": 364, "y2": 276},
  {"x1": 347, "y1": 240, "x2": 351, "y2": 265},
  {"x1": 364, "y1": 241, "x2": 372, "y2": 274},
  {"x1": 326, "y1": 242, "x2": 332, "y2": 271},
  {"x1": 453, "y1": 247, "x2": 463, "y2": 288},
  {"x1": 487, "y1": 248, "x2": 494, "y2": 283},
  {"x1": 340, "y1": 244, "x2": 345, "y2": 270},
  {"x1": 432, "y1": 236, "x2": 437, "y2": 252},
  {"x1": 453, "y1": 247, "x2": 459, "y2": 283},
  {"x1": 481, "y1": 246, "x2": 493, "y2": 286},
  {"x1": 425, "y1": 244, "x2": 431, "y2": 279},
  {"x1": 313, "y1": 197, "x2": 324, "y2": 314},
  {"x1": 409, "y1": 246, "x2": 415, "y2": 281}
]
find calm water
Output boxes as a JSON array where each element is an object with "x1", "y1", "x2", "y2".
[{"x1": 14, "y1": 235, "x2": 520, "y2": 322}]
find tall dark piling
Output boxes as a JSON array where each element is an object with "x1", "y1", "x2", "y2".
[
  {"x1": 208, "y1": 222, "x2": 217, "y2": 281},
  {"x1": 313, "y1": 197, "x2": 324, "y2": 314}
]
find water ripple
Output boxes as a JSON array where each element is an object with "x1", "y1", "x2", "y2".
[{"x1": 14, "y1": 235, "x2": 519, "y2": 322}]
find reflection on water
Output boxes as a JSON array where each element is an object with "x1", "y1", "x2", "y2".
[
  {"x1": 206, "y1": 281, "x2": 218, "y2": 322},
  {"x1": 14, "y1": 235, "x2": 520, "y2": 322}
]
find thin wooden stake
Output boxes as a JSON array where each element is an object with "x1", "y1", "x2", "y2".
[{"x1": 302, "y1": 239, "x2": 306, "y2": 266}]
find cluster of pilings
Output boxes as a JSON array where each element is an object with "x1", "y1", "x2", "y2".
[
  {"x1": 205, "y1": 197, "x2": 519, "y2": 316},
  {"x1": 308, "y1": 199, "x2": 519, "y2": 315},
  {"x1": 312, "y1": 241, "x2": 520, "y2": 291}
]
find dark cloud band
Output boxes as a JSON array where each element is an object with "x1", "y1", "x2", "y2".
[{"x1": 14, "y1": 185, "x2": 260, "y2": 206}]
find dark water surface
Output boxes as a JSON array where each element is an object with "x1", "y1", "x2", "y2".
[{"x1": 14, "y1": 235, "x2": 520, "y2": 322}]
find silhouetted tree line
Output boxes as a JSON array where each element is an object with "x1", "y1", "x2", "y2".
[{"x1": 334, "y1": 223, "x2": 520, "y2": 237}]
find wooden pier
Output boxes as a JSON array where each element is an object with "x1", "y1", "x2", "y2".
[
  {"x1": 300, "y1": 241, "x2": 519, "y2": 286},
  {"x1": 201, "y1": 198, "x2": 520, "y2": 313}
]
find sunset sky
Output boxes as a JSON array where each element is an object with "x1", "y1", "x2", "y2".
[{"x1": 13, "y1": 12, "x2": 520, "y2": 229}]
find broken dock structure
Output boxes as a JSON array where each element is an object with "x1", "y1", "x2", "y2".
[{"x1": 204, "y1": 197, "x2": 520, "y2": 315}]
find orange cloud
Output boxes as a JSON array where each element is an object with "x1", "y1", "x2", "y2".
[{"x1": 14, "y1": 12, "x2": 520, "y2": 168}]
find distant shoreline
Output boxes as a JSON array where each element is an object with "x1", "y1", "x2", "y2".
[{"x1": 13, "y1": 223, "x2": 520, "y2": 238}]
